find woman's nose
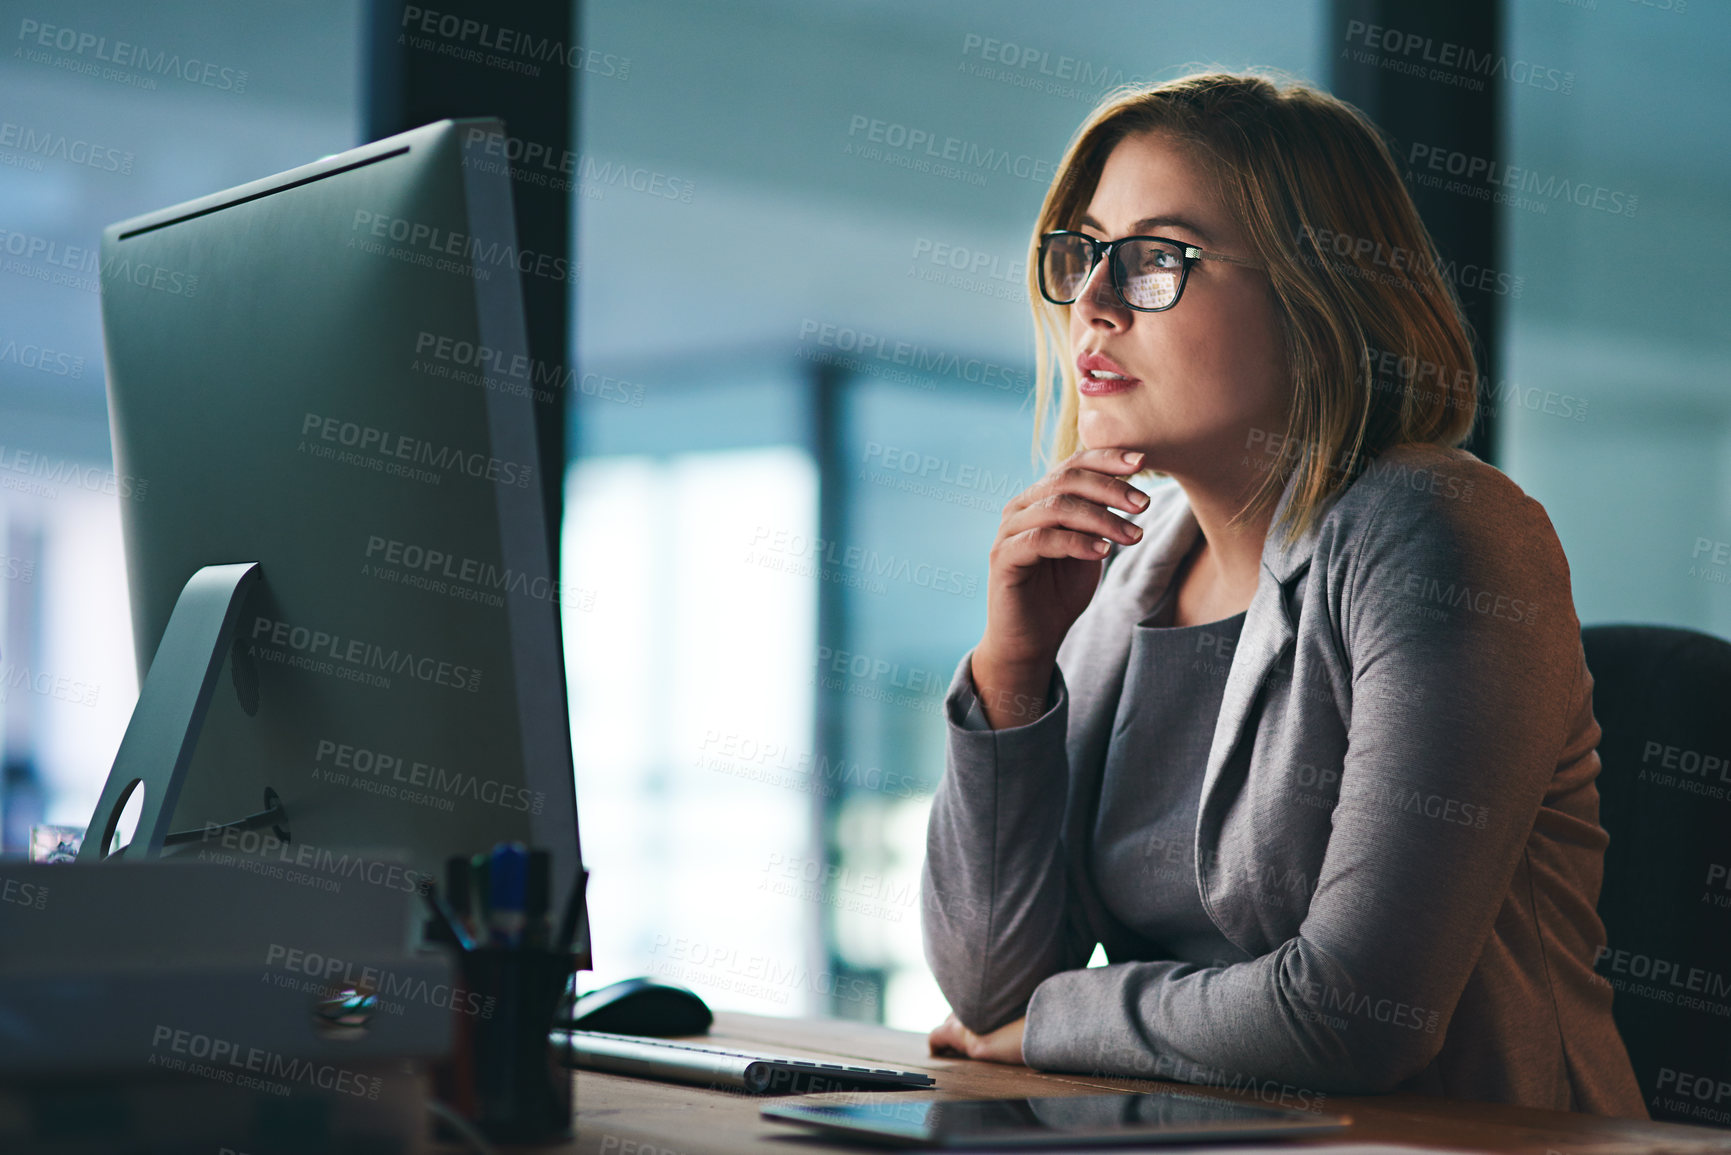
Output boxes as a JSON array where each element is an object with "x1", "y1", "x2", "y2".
[{"x1": 1074, "y1": 255, "x2": 1126, "y2": 327}]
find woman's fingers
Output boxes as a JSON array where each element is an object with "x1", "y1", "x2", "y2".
[
  {"x1": 995, "y1": 451, "x2": 1150, "y2": 564},
  {"x1": 927, "y1": 1013, "x2": 976, "y2": 1057},
  {"x1": 993, "y1": 523, "x2": 1115, "y2": 567},
  {"x1": 993, "y1": 494, "x2": 1143, "y2": 573},
  {"x1": 1025, "y1": 490, "x2": 1145, "y2": 543},
  {"x1": 1004, "y1": 447, "x2": 1150, "y2": 521},
  {"x1": 929, "y1": 1013, "x2": 1028, "y2": 1065}
]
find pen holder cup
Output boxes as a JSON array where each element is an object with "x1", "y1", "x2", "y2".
[{"x1": 433, "y1": 946, "x2": 577, "y2": 1144}]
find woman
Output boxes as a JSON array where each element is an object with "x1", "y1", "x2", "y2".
[{"x1": 919, "y1": 71, "x2": 1645, "y2": 1116}]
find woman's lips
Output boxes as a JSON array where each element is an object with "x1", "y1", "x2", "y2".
[
  {"x1": 1077, "y1": 350, "x2": 1140, "y2": 395},
  {"x1": 1079, "y1": 374, "x2": 1137, "y2": 396}
]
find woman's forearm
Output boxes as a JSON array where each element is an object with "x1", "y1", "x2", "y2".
[{"x1": 922, "y1": 654, "x2": 1087, "y2": 1031}]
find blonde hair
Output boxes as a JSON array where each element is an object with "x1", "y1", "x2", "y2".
[{"x1": 1029, "y1": 71, "x2": 1478, "y2": 544}]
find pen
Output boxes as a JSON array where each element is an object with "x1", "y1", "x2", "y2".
[
  {"x1": 420, "y1": 882, "x2": 477, "y2": 952},
  {"x1": 488, "y1": 841, "x2": 528, "y2": 948},
  {"x1": 525, "y1": 848, "x2": 551, "y2": 949},
  {"x1": 445, "y1": 854, "x2": 473, "y2": 939},
  {"x1": 469, "y1": 852, "x2": 490, "y2": 940}
]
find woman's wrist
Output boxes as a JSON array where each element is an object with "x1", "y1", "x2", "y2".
[{"x1": 969, "y1": 642, "x2": 1056, "y2": 730}]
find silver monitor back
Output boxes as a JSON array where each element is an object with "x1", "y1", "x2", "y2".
[{"x1": 98, "y1": 119, "x2": 582, "y2": 932}]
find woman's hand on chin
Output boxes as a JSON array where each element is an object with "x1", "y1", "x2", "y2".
[{"x1": 928, "y1": 1012, "x2": 1027, "y2": 1065}]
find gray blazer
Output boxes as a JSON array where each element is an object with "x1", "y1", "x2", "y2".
[{"x1": 922, "y1": 443, "x2": 1647, "y2": 1117}]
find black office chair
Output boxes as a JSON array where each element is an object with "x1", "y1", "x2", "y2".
[{"x1": 1583, "y1": 624, "x2": 1731, "y2": 1128}]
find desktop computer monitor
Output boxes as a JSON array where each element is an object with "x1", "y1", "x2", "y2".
[{"x1": 89, "y1": 119, "x2": 583, "y2": 939}]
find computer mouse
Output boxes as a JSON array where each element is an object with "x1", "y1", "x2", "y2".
[{"x1": 561, "y1": 976, "x2": 714, "y2": 1037}]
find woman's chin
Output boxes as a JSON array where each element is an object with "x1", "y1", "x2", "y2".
[{"x1": 1077, "y1": 412, "x2": 1133, "y2": 453}]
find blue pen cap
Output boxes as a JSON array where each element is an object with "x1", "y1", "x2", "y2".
[{"x1": 489, "y1": 841, "x2": 529, "y2": 914}]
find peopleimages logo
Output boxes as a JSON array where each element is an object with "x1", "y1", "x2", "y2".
[
  {"x1": 398, "y1": 6, "x2": 630, "y2": 79},
  {"x1": 1405, "y1": 143, "x2": 1637, "y2": 217},
  {"x1": 412, "y1": 331, "x2": 644, "y2": 407},
  {"x1": 312, "y1": 736, "x2": 545, "y2": 815},
  {"x1": 959, "y1": 33, "x2": 1129, "y2": 88},
  {"x1": 0, "y1": 875, "x2": 48, "y2": 910},
  {"x1": 196, "y1": 825, "x2": 435, "y2": 897},
  {"x1": 0, "y1": 658, "x2": 99, "y2": 708},
  {"x1": 264, "y1": 943, "x2": 496, "y2": 1018},
  {"x1": 299, "y1": 412, "x2": 534, "y2": 489},
  {"x1": 1341, "y1": 20, "x2": 1573, "y2": 94},
  {"x1": 749, "y1": 524, "x2": 979, "y2": 599},
  {"x1": 16, "y1": 18, "x2": 250, "y2": 92},
  {"x1": 860, "y1": 440, "x2": 1025, "y2": 506},
  {"x1": 0, "y1": 442, "x2": 148, "y2": 501},
  {"x1": 364, "y1": 534, "x2": 594, "y2": 613},
  {"x1": 1295, "y1": 224, "x2": 1524, "y2": 299},
  {"x1": 814, "y1": 646, "x2": 945, "y2": 697},
  {"x1": 149, "y1": 1025, "x2": 380, "y2": 1099},
  {"x1": 0, "y1": 120, "x2": 132, "y2": 173},
  {"x1": 695, "y1": 730, "x2": 923, "y2": 800},
  {"x1": 0, "y1": 226, "x2": 198, "y2": 298},
  {"x1": 0, "y1": 337, "x2": 85, "y2": 377},
  {"x1": 759, "y1": 852, "x2": 917, "y2": 923},
  {"x1": 459, "y1": 128, "x2": 694, "y2": 204},
  {"x1": 249, "y1": 614, "x2": 483, "y2": 693},
  {"x1": 1360, "y1": 345, "x2": 1588, "y2": 424},
  {"x1": 1594, "y1": 946, "x2": 1731, "y2": 1000},
  {"x1": 350, "y1": 210, "x2": 570, "y2": 283},
  {"x1": 844, "y1": 115, "x2": 1057, "y2": 185},
  {"x1": 1399, "y1": 570, "x2": 1538, "y2": 625},
  {"x1": 796, "y1": 319, "x2": 1028, "y2": 396}
]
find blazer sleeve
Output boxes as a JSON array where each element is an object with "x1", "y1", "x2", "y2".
[
  {"x1": 1019, "y1": 472, "x2": 1579, "y2": 1094},
  {"x1": 921, "y1": 649, "x2": 1098, "y2": 1032}
]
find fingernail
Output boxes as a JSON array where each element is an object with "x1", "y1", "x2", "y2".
[{"x1": 1121, "y1": 450, "x2": 1143, "y2": 467}]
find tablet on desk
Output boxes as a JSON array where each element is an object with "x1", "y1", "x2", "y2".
[{"x1": 762, "y1": 1090, "x2": 1352, "y2": 1148}]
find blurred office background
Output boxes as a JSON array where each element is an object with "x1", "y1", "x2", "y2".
[{"x1": 0, "y1": 0, "x2": 1726, "y2": 1031}]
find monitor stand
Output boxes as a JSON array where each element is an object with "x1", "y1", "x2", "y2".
[{"x1": 79, "y1": 561, "x2": 285, "y2": 861}]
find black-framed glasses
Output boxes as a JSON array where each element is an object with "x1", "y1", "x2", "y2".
[{"x1": 1037, "y1": 230, "x2": 1261, "y2": 312}]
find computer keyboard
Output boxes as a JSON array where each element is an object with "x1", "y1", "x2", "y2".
[{"x1": 550, "y1": 1028, "x2": 936, "y2": 1095}]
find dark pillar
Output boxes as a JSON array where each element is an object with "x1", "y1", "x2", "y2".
[
  {"x1": 365, "y1": 0, "x2": 576, "y2": 566},
  {"x1": 1331, "y1": 0, "x2": 1504, "y2": 464},
  {"x1": 805, "y1": 359, "x2": 884, "y2": 1019}
]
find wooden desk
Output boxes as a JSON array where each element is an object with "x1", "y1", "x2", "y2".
[{"x1": 548, "y1": 1013, "x2": 1731, "y2": 1155}]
